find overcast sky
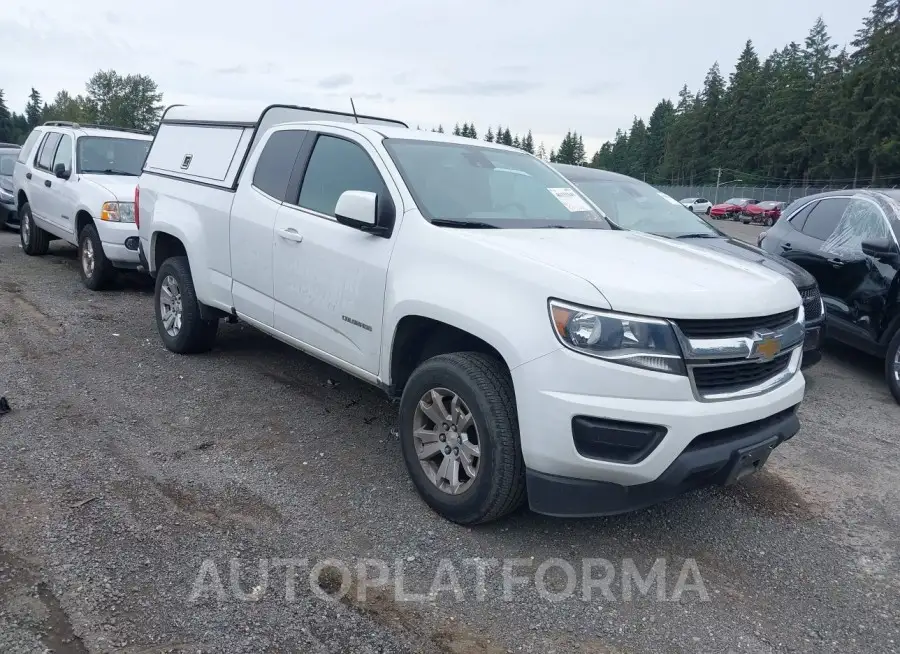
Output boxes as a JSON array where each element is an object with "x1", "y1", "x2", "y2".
[{"x1": 4, "y1": 0, "x2": 870, "y2": 154}]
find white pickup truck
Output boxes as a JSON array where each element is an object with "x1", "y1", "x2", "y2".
[
  {"x1": 137, "y1": 104, "x2": 806, "y2": 524},
  {"x1": 13, "y1": 121, "x2": 153, "y2": 289}
]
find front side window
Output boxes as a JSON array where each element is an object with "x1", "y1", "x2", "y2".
[
  {"x1": 36, "y1": 133, "x2": 62, "y2": 170},
  {"x1": 52, "y1": 134, "x2": 73, "y2": 174},
  {"x1": 822, "y1": 198, "x2": 893, "y2": 258},
  {"x1": 384, "y1": 139, "x2": 609, "y2": 229},
  {"x1": 572, "y1": 177, "x2": 717, "y2": 237},
  {"x1": 77, "y1": 137, "x2": 151, "y2": 176},
  {"x1": 801, "y1": 198, "x2": 850, "y2": 241},
  {"x1": 298, "y1": 135, "x2": 386, "y2": 217}
]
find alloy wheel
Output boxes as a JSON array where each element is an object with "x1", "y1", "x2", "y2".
[
  {"x1": 413, "y1": 387, "x2": 481, "y2": 495},
  {"x1": 159, "y1": 275, "x2": 184, "y2": 337}
]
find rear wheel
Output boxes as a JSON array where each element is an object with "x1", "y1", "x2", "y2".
[
  {"x1": 19, "y1": 203, "x2": 50, "y2": 255},
  {"x1": 154, "y1": 256, "x2": 219, "y2": 354},
  {"x1": 885, "y1": 329, "x2": 900, "y2": 405},
  {"x1": 398, "y1": 352, "x2": 526, "y2": 524},
  {"x1": 705, "y1": 206, "x2": 711, "y2": 215}
]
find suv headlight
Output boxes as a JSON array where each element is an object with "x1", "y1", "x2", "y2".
[
  {"x1": 100, "y1": 201, "x2": 135, "y2": 223},
  {"x1": 549, "y1": 300, "x2": 685, "y2": 375},
  {"x1": 0, "y1": 187, "x2": 12, "y2": 202}
]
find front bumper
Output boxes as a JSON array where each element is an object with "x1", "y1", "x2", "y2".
[
  {"x1": 0, "y1": 200, "x2": 17, "y2": 227},
  {"x1": 527, "y1": 405, "x2": 799, "y2": 517},
  {"x1": 511, "y1": 346, "x2": 805, "y2": 515},
  {"x1": 94, "y1": 220, "x2": 140, "y2": 266}
]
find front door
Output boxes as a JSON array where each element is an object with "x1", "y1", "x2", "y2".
[
  {"x1": 272, "y1": 130, "x2": 401, "y2": 374},
  {"x1": 45, "y1": 133, "x2": 75, "y2": 233}
]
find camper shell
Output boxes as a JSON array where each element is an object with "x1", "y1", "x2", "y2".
[{"x1": 142, "y1": 103, "x2": 408, "y2": 191}]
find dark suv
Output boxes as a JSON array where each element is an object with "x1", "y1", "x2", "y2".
[
  {"x1": 758, "y1": 190, "x2": 900, "y2": 402},
  {"x1": 554, "y1": 164, "x2": 826, "y2": 367},
  {"x1": 0, "y1": 143, "x2": 20, "y2": 229}
]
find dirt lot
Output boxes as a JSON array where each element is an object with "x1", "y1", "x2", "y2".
[{"x1": 0, "y1": 226, "x2": 898, "y2": 653}]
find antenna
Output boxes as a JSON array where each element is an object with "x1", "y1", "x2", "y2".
[{"x1": 349, "y1": 97, "x2": 360, "y2": 123}]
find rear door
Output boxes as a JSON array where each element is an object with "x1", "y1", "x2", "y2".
[
  {"x1": 28, "y1": 131, "x2": 63, "y2": 226},
  {"x1": 272, "y1": 128, "x2": 402, "y2": 374}
]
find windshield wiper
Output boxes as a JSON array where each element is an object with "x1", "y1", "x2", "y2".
[
  {"x1": 82, "y1": 169, "x2": 138, "y2": 176},
  {"x1": 430, "y1": 219, "x2": 498, "y2": 229},
  {"x1": 673, "y1": 233, "x2": 720, "y2": 239}
]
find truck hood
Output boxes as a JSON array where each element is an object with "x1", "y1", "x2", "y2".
[
  {"x1": 456, "y1": 229, "x2": 800, "y2": 319},
  {"x1": 675, "y1": 235, "x2": 817, "y2": 289},
  {"x1": 81, "y1": 174, "x2": 139, "y2": 202}
]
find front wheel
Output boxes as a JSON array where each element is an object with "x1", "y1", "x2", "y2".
[
  {"x1": 399, "y1": 352, "x2": 526, "y2": 524},
  {"x1": 154, "y1": 256, "x2": 219, "y2": 354},
  {"x1": 705, "y1": 206, "x2": 711, "y2": 215},
  {"x1": 19, "y1": 203, "x2": 50, "y2": 255},
  {"x1": 79, "y1": 224, "x2": 114, "y2": 290},
  {"x1": 885, "y1": 329, "x2": 900, "y2": 405}
]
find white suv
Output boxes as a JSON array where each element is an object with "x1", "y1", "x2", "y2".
[
  {"x1": 138, "y1": 104, "x2": 806, "y2": 524},
  {"x1": 13, "y1": 121, "x2": 153, "y2": 289}
]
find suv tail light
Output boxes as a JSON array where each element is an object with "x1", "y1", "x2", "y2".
[{"x1": 134, "y1": 185, "x2": 140, "y2": 228}]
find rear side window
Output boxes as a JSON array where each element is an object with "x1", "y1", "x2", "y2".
[
  {"x1": 36, "y1": 133, "x2": 62, "y2": 171},
  {"x1": 18, "y1": 129, "x2": 43, "y2": 164},
  {"x1": 801, "y1": 198, "x2": 850, "y2": 241},
  {"x1": 252, "y1": 129, "x2": 307, "y2": 202},
  {"x1": 787, "y1": 201, "x2": 816, "y2": 231},
  {"x1": 298, "y1": 135, "x2": 386, "y2": 217}
]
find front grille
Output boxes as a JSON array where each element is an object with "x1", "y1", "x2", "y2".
[
  {"x1": 800, "y1": 286, "x2": 822, "y2": 320},
  {"x1": 674, "y1": 309, "x2": 798, "y2": 339},
  {"x1": 691, "y1": 352, "x2": 792, "y2": 394}
]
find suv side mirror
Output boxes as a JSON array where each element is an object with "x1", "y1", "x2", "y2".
[
  {"x1": 54, "y1": 163, "x2": 70, "y2": 180},
  {"x1": 335, "y1": 190, "x2": 395, "y2": 238},
  {"x1": 861, "y1": 237, "x2": 898, "y2": 260}
]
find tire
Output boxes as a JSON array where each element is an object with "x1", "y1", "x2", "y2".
[
  {"x1": 765, "y1": 216, "x2": 774, "y2": 227},
  {"x1": 705, "y1": 207, "x2": 711, "y2": 215},
  {"x1": 78, "y1": 223, "x2": 114, "y2": 290},
  {"x1": 884, "y1": 329, "x2": 900, "y2": 405},
  {"x1": 398, "y1": 352, "x2": 526, "y2": 525},
  {"x1": 154, "y1": 256, "x2": 218, "y2": 354},
  {"x1": 19, "y1": 202, "x2": 49, "y2": 255}
]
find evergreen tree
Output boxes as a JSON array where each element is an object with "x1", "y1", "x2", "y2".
[
  {"x1": 549, "y1": 148, "x2": 556, "y2": 163},
  {"x1": 469, "y1": 123, "x2": 478, "y2": 140},
  {"x1": 485, "y1": 127, "x2": 494, "y2": 142},
  {"x1": 24, "y1": 88, "x2": 43, "y2": 130},
  {"x1": 512, "y1": 135, "x2": 521, "y2": 149},
  {"x1": 453, "y1": 123, "x2": 461, "y2": 136},
  {"x1": 536, "y1": 142, "x2": 547, "y2": 160},
  {"x1": 437, "y1": 125, "x2": 444, "y2": 133},
  {"x1": 502, "y1": 128, "x2": 512, "y2": 146},
  {"x1": 522, "y1": 130, "x2": 535, "y2": 154},
  {"x1": 0, "y1": 89, "x2": 11, "y2": 143}
]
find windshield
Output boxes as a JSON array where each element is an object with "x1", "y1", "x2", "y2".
[
  {"x1": 76, "y1": 137, "x2": 151, "y2": 176},
  {"x1": 383, "y1": 139, "x2": 610, "y2": 229},
  {"x1": 570, "y1": 177, "x2": 719, "y2": 238},
  {"x1": 724, "y1": 198, "x2": 748, "y2": 205},
  {"x1": 0, "y1": 152, "x2": 17, "y2": 176}
]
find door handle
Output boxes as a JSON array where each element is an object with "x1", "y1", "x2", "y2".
[
  {"x1": 26, "y1": 172, "x2": 32, "y2": 180},
  {"x1": 44, "y1": 180, "x2": 52, "y2": 188},
  {"x1": 828, "y1": 257, "x2": 844, "y2": 268},
  {"x1": 277, "y1": 228, "x2": 303, "y2": 243},
  {"x1": 781, "y1": 243, "x2": 792, "y2": 252}
]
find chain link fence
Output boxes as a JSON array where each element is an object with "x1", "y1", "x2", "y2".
[{"x1": 653, "y1": 184, "x2": 893, "y2": 205}]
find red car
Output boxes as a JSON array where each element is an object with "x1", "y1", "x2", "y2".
[
  {"x1": 741, "y1": 200, "x2": 784, "y2": 226},
  {"x1": 709, "y1": 197, "x2": 759, "y2": 220}
]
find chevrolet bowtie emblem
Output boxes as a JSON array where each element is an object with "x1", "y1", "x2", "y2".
[{"x1": 753, "y1": 336, "x2": 781, "y2": 361}]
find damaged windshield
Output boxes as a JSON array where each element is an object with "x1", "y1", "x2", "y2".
[{"x1": 383, "y1": 139, "x2": 610, "y2": 229}]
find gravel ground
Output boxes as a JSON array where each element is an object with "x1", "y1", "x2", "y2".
[{"x1": 0, "y1": 226, "x2": 898, "y2": 654}]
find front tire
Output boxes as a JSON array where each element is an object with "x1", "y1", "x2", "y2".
[
  {"x1": 19, "y1": 203, "x2": 50, "y2": 255},
  {"x1": 79, "y1": 223, "x2": 114, "y2": 290},
  {"x1": 884, "y1": 329, "x2": 900, "y2": 405},
  {"x1": 154, "y1": 256, "x2": 218, "y2": 354},
  {"x1": 705, "y1": 206, "x2": 711, "y2": 215},
  {"x1": 399, "y1": 352, "x2": 526, "y2": 525}
]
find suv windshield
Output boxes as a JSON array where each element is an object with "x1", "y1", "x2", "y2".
[
  {"x1": 383, "y1": 139, "x2": 610, "y2": 229},
  {"x1": 0, "y1": 151, "x2": 17, "y2": 176},
  {"x1": 77, "y1": 137, "x2": 151, "y2": 176},
  {"x1": 568, "y1": 176, "x2": 719, "y2": 238}
]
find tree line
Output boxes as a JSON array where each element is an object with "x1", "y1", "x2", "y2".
[
  {"x1": 0, "y1": 70, "x2": 163, "y2": 143},
  {"x1": 590, "y1": 1, "x2": 900, "y2": 186}
]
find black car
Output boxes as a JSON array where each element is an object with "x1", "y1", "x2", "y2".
[
  {"x1": 0, "y1": 143, "x2": 20, "y2": 229},
  {"x1": 553, "y1": 164, "x2": 826, "y2": 367},
  {"x1": 758, "y1": 189, "x2": 900, "y2": 402}
]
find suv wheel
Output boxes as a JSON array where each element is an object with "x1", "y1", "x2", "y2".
[
  {"x1": 885, "y1": 329, "x2": 900, "y2": 404},
  {"x1": 398, "y1": 352, "x2": 526, "y2": 524},
  {"x1": 154, "y1": 256, "x2": 219, "y2": 354},
  {"x1": 79, "y1": 224, "x2": 113, "y2": 290},
  {"x1": 19, "y1": 202, "x2": 50, "y2": 255}
]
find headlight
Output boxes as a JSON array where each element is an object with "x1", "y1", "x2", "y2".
[
  {"x1": 100, "y1": 201, "x2": 135, "y2": 223},
  {"x1": 0, "y1": 186, "x2": 12, "y2": 202},
  {"x1": 549, "y1": 300, "x2": 685, "y2": 375}
]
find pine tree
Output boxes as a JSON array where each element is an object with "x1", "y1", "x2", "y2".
[
  {"x1": 512, "y1": 135, "x2": 521, "y2": 149},
  {"x1": 522, "y1": 130, "x2": 535, "y2": 154},
  {"x1": 502, "y1": 128, "x2": 512, "y2": 146},
  {"x1": 549, "y1": 148, "x2": 556, "y2": 163},
  {"x1": 0, "y1": 89, "x2": 11, "y2": 143},
  {"x1": 437, "y1": 125, "x2": 444, "y2": 133},
  {"x1": 469, "y1": 124, "x2": 478, "y2": 140},
  {"x1": 24, "y1": 88, "x2": 43, "y2": 130},
  {"x1": 485, "y1": 127, "x2": 494, "y2": 142},
  {"x1": 453, "y1": 123, "x2": 461, "y2": 136},
  {"x1": 536, "y1": 142, "x2": 547, "y2": 160}
]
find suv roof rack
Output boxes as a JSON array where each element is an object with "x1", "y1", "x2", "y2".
[{"x1": 41, "y1": 121, "x2": 153, "y2": 136}]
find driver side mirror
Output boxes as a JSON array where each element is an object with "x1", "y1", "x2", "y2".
[
  {"x1": 54, "y1": 163, "x2": 70, "y2": 180},
  {"x1": 861, "y1": 237, "x2": 898, "y2": 260},
  {"x1": 335, "y1": 190, "x2": 395, "y2": 238}
]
